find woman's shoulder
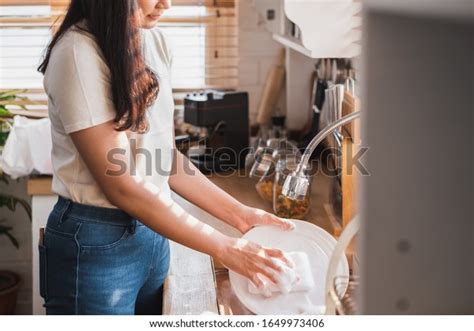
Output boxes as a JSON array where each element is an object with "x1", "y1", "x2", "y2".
[
  {"x1": 46, "y1": 24, "x2": 108, "y2": 78},
  {"x1": 44, "y1": 23, "x2": 110, "y2": 95},
  {"x1": 56, "y1": 22, "x2": 93, "y2": 49}
]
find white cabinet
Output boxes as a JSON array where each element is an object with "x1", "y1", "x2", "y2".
[
  {"x1": 254, "y1": 0, "x2": 362, "y2": 59},
  {"x1": 252, "y1": 0, "x2": 361, "y2": 130}
]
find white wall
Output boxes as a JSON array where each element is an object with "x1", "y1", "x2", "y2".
[{"x1": 237, "y1": 0, "x2": 286, "y2": 125}]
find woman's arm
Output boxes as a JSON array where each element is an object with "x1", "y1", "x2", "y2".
[
  {"x1": 70, "y1": 121, "x2": 288, "y2": 287},
  {"x1": 169, "y1": 150, "x2": 294, "y2": 233},
  {"x1": 169, "y1": 151, "x2": 244, "y2": 230}
]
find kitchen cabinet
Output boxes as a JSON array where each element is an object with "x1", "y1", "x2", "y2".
[
  {"x1": 253, "y1": 0, "x2": 361, "y2": 58},
  {"x1": 252, "y1": 0, "x2": 361, "y2": 131}
]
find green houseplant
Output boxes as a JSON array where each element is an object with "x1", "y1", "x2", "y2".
[
  {"x1": 0, "y1": 89, "x2": 32, "y2": 249},
  {"x1": 0, "y1": 89, "x2": 28, "y2": 148},
  {"x1": 0, "y1": 89, "x2": 28, "y2": 116}
]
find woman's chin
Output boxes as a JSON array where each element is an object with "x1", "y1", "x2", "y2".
[
  {"x1": 141, "y1": 20, "x2": 158, "y2": 29},
  {"x1": 140, "y1": 16, "x2": 160, "y2": 29}
]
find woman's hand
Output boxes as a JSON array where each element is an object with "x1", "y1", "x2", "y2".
[
  {"x1": 216, "y1": 237, "x2": 291, "y2": 288},
  {"x1": 234, "y1": 205, "x2": 295, "y2": 234}
]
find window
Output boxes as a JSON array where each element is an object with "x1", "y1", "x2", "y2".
[
  {"x1": 49, "y1": 0, "x2": 239, "y2": 116},
  {"x1": 159, "y1": 1, "x2": 238, "y2": 90},
  {"x1": 160, "y1": 6, "x2": 208, "y2": 88},
  {"x1": 0, "y1": 3, "x2": 50, "y2": 89},
  {"x1": 0, "y1": 1, "x2": 51, "y2": 116},
  {"x1": 0, "y1": 0, "x2": 238, "y2": 116}
]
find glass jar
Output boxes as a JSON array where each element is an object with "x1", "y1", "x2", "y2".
[
  {"x1": 255, "y1": 139, "x2": 301, "y2": 203},
  {"x1": 254, "y1": 147, "x2": 276, "y2": 202},
  {"x1": 255, "y1": 174, "x2": 275, "y2": 202},
  {"x1": 273, "y1": 157, "x2": 311, "y2": 219}
]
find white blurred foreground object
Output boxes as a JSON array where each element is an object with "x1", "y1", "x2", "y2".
[
  {"x1": 248, "y1": 252, "x2": 315, "y2": 298},
  {"x1": 229, "y1": 220, "x2": 348, "y2": 315},
  {"x1": 325, "y1": 216, "x2": 360, "y2": 315},
  {"x1": 0, "y1": 116, "x2": 52, "y2": 179}
]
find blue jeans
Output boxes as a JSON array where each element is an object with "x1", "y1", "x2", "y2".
[{"x1": 39, "y1": 196, "x2": 170, "y2": 315}]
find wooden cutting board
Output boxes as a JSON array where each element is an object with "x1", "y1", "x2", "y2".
[{"x1": 256, "y1": 48, "x2": 286, "y2": 125}]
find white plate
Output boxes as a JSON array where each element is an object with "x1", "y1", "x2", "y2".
[{"x1": 229, "y1": 220, "x2": 349, "y2": 315}]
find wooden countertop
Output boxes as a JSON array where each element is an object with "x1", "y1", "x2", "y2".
[
  {"x1": 28, "y1": 167, "x2": 338, "y2": 235},
  {"x1": 207, "y1": 168, "x2": 336, "y2": 235}
]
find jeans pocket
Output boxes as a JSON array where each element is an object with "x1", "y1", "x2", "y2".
[
  {"x1": 38, "y1": 243, "x2": 47, "y2": 299},
  {"x1": 76, "y1": 222, "x2": 130, "y2": 250}
]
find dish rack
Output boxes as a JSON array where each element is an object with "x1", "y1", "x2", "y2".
[
  {"x1": 325, "y1": 215, "x2": 360, "y2": 315},
  {"x1": 330, "y1": 275, "x2": 359, "y2": 315}
]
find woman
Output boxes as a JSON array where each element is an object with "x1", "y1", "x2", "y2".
[{"x1": 38, "y1": 0, "x2": 293, "y2": 315}]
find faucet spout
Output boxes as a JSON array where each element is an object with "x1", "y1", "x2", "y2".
[{"x1": 282, "y1": 111, "x2": 361, "y2": 200}]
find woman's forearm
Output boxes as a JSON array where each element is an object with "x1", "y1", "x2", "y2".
[
  {"x1": 169, "y1": 151, "x2": 246, "y2": 229},
  {"x1": 107, "y1": 175, "x2": 230, "y2": 259}
]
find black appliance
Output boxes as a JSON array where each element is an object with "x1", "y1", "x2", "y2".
[{"x1": 184, "y1": 90, "x2": 249, "y2": 173}]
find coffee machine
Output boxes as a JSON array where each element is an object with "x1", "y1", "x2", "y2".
[{"x1": 184, "y1": 90, "x2": 249, "y2": 173}]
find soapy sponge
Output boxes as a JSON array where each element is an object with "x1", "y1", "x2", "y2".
[{"x1": 248, "y1": 251, "x2": 315, "y2": 298}]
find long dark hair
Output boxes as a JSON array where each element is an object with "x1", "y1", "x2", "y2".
[{"x1": 38, "y1": 0, "x2": 159, "y2": 133}]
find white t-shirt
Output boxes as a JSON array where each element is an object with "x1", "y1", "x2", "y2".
[{"x1": 44, "y1": 22, "x2": 175, "y2": 208}]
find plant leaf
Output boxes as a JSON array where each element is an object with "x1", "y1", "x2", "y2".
[
  {"x1": 0, "y1": 89, "x2": 27, "y2": 98},
  {"x1": 0, "y1": 194, "x2": 32, "y2": 221},
  {"x1": 5, "y1": 231, "x2": 20, "y2": 249}
]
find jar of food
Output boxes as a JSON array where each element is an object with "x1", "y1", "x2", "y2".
[
  {"x1": 273, "y1": 157, "x2": 311, "y2": 219},
  {"x1": 254, "y1": 139, "x2": 301, "y2": 203},
  {"x1": 253, "y1": 146, "x2": 276, "y2": 202},
  {"x1": 255, "y1": 175, "x2": 275, "y2": 202}
]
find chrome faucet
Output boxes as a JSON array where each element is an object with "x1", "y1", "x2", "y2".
[{"x1": 282, "y1": 111, "x2": 361, "y2": 200}]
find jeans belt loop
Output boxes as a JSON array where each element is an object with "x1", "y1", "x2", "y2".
[
  {"x1": 58, "y1": 199, "x2": 72, "y2": 225},
  {"x1": 128, "y1": 219, "x2": 137, "y2": 234}
]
